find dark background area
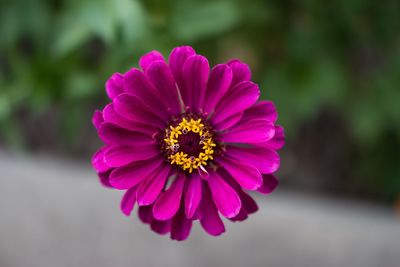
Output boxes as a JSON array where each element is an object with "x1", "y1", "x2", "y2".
[{"x1": 0, "y1": 0, "x2": 399, "y2": 203}]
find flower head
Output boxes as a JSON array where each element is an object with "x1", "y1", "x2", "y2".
[{"x1": 92, "y1": 46, "x2": 285, "y2": 240}]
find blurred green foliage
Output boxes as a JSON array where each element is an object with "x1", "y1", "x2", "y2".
[{"x1": 0, "y1": 0, "x2": 399, "y2": 200}]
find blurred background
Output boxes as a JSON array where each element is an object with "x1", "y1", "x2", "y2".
[{"x1": 0, "y1": 0, "x2": 399, "y2": 266}]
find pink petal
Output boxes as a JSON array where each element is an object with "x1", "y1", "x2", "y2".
[
  {"x1": 92, "y1": 110, "x2": 103, "y2": 130},
  {"x1": 102, "y1": 103, "x2": 133, "y2": 130},
  {"x1": 217, "y1": 156, "x2": 262, "y2": 190},
  {"x1": 138, "y1": 205, "x2": 154, "y2": 224},
  {"x1": 113, "y1": 93, "x2": 166, "y2": 128},
  {"x1": 139, "y1": 50, "x2": 165, "y2": 71},
  {"x1": 184, "y1": 173, "x2": 202, "y2": 218},
  {"x1": 227, "y1": 59, "x2": 251, "y2": 86},
  {"x1": 257, "y1": 174, "x2": 279, "y2": 194},
  {"x1": 239, "y1": 190, "x2": 258, "y2": 214},
  {"x1": 105, "y1": 72, "x2": 124, "y2": 99},
  {"x1": 213, "y1": 112, "x2": 243, "y2": 131},
  {"x1": 120, "y1": 186, "x2": 138, "y2": 216},
  {"x1": 241, "y1": 100, "x2": 278, "y2": 123},
  {"x1": 171, "y1": 205, "x2": 192, "y2": 241},
  {"x1": 168, "y1": 46, "x2": 196, "y2": 100},
  {"x1": 153, "y1": 175, "x2": 185, "y2": 220},
  {"x1": 104, "y1": 144, "x2": 159, "y2": 168},
  {"x1": 231, "y1": 193, "x2": 258, "y2": 222},
  {"x1": 98, "y1": 170, "x2": 113, "y2": 188},
  {"x1": 151, "y1": 219, "x2": 171, "y2": 235},
  {"x1": 109, "y1": 158, "x2": 163, "y2": 190},
  {"x1": 222, "y1": 176, "x2": 258, "y2": 222},
  {"x1": 264, "y1": 125, "x2": 285, "y2": 150},
  {"x1": 98, "y1": 122, "x2": 154, "y2": 146},
  {"x1": 182, "y1": 55, "x2": 209, "y2": 111},
  {"x1": 221, "y1": 119, "x2": 275, "y2": 144},
  {"x1": 136, "y1": 164, "x2": 171, "y2": 206},
  {"x1": 203, "y1": 64, "x2": 233, "y2": 114},
  {"x1": 145, "y1": 60, "x2": 181, "y2": 116},
  {"x1": 212, "y1": 81, "x2": 260, "y2": 125},
  {"x1": 91, "y1": 146, "x2": 110, "y2": 172},
  {"x1": 207, "y1": 172, "x2": 241, "y2": 218},
  {"x1": 199, "y1": 185, "x2": 225, "y2": 236},
  {"x1": 123, "y1": 68, "x2": 169, "y2": 121},
  {"x1": 229, "y1": 208, "x2": 248, "y2": 222},
  {"x1": 226, "y1": 146, "x2": 280, "y2": 174},
  {"x1": 102, "y1": 104, "x2": 158, "y2": 135}
]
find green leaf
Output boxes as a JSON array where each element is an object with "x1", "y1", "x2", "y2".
[
  {"x1": 113, "y1": 0, "x2": 148, "y2": 44},
  {"x1": 52, "y1": 0, "x2": 116, "y2": 57},
  {"x1": 0, "y1": 93, "x2": 11, "y2": 122},
  {"x1": 170, "y1": 1, "x2": 240, "y2": 41},
  {"x1": 64, "y1": 71, "x2": 98, "y2": 100}
]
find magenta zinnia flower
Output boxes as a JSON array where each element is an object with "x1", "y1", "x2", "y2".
[{"x1": 92, "y1": 46, "x2": 284, "y2": 240}]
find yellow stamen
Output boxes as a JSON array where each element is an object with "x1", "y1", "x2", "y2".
[{"x1": 164, "y1": 118, "x2": 216, "y2": 172}]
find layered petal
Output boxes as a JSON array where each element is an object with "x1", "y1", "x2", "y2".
[
  {"x1": 151, "y1": 219, "x2": 171, "y2": 235},
  {"x1": 257, "y1": 174, "x2": 279, "y2": 194},
  {"x1": 240, "y1": 100, "x2": 278, "y2": 123},
  {"x1": 230, "y1": 208, "x2": 248, "y2": 222},
  {"x1": 139, "y1": 50, "x2": 165, "y2": 71},
  {"x1": 225, "y1": 146, "x2": 280, "y2": 174},
  {"x1": 98, "y1": 122, "x2": 154, "y2": 146},
  {"x1": 153, "y1": 175, "x2": 185, "y2": 220},
  {"x1": 145, "y1": 60, "x2": 181, "y2": 115},
  {"x1": 207, "y1": 172, "x2": 241, "y2": 218},
  {"x1": 221, "y1": 119, "x2": 275, "y2": 144},
  {"x1": 98, "y1": 170, "x2": 113, "y2": 188},
  {"x1": 199, "y1": 184, "x2": 225, "y2": 236},
  {"x1": 221, "y1": 172, "x2": 259, "y2": 222},
  {"x1": 102, "y1": 104, "x2": 158, "y2": 135},
  {"x1": 109, "y1": 158, "x2": 163, "y2": 189},
  {"x1": 227, "y1": 59, "x2": 251, "y2": 86},
  {"x1": 136, "y1": 164, "x2": 171, "y2": 206},
  {"x1": 113, "y1": 93, "x2": 166, "y2": 128},
  {"x1": 123, "y1": 68, "x2": 169, "y2": 120},
  {"x1": 213, "y1": 112, "x2": 243, "y2": 131},
  {"x1": 212, "y1": 81, "x2": 259, "y2": 125},
  {"x1": 92, "y1": 110, "x2": 103, "y2": 130},
  {"x1": 103, "y1": 103, "x2": 135, "y2": 130},
  {"x1": 264, "y1": 125, "x2": 285, "y2": 150},
  {"x1": 92, "y1": 146, "x2": 110, "y2": 173},
  {"x1": 138, "y1": 205, "x2": 154, "y2": 224},
  {"x1": 104, "y1": 144, "x2": 159, "y2": 168},
  {"x1": 229, "y1": 193, "x2": 258, "y2": 222},
  {"x1": 168, "y1": 46, "x2": 196, "y2": 102},
  {"x1": 105, "y1": 72, "x2": 124, "y2": 99},
  {"x1": 182, "y1": 55, "x2": 209, "y2": 111},
  {"x1": 239, "y1": 190, "x2": 258, "y2": 214},
  {"x1": 184, "y1": 173, "x2": 202, "y2": 218},
  {"x1": 120, "y1": 186, "x2": 138, "y2": 216},
  {"x1": 171, "y1": 205, "x2": 192, "y2": 241},
  {"x1": 203, "y1": 64, "x2": 233, "y2": 114},
  {"x1": 217, "y1": 156, "x2": 262, "y2": 190}
]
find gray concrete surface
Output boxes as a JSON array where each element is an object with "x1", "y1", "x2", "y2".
[{"x1": 0, "y1": 151, "x2": 399, "y2": 267}]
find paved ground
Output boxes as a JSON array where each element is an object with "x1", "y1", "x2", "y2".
[{"x1": 0, "y1": 151, "x2": 399, "y2": 267}]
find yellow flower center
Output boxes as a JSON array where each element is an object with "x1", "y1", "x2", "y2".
[{"x1": 163, "y1": 118, "x2": 216, "y2": 173}]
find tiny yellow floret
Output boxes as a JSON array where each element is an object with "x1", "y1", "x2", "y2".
[{"x1": 164, "y1": 118, "x2": 216, "y2": 173}]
